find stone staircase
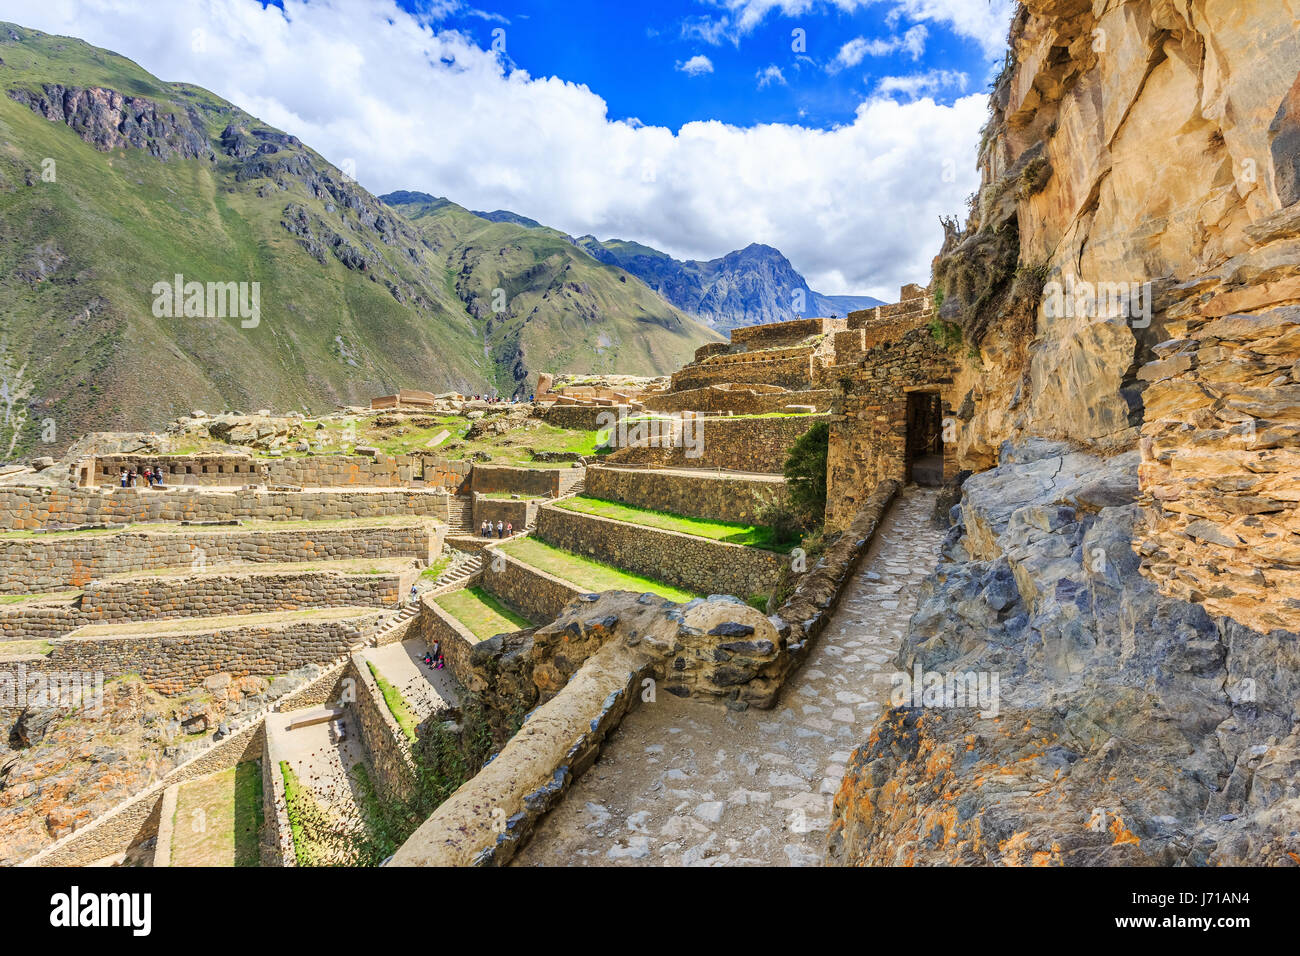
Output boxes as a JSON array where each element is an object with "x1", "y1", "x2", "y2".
[
  {"x1": 359, "y1": 603, "x2": 420, "y2": 648},
  {"x1": 438, "y1": 551, "x2": 484, "y2": 589},
  {"x1": 445, "y1": 495, "x2": 474, "y2": 534}
]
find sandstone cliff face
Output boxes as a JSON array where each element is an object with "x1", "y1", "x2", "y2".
[{"x1": 831, "y1": 1, "x2": 1300, "y2": 866}]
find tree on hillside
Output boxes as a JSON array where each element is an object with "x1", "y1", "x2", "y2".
[{"x1": 784, "y1": 420, "x2": 830, "y2": 523}]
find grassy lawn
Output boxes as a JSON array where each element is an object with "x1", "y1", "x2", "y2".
[
  {"x1": 366, "y1": 661, "x2": 419, "y2": 742},
  {"x1": 498, "y1": 537, "x2": 699, "y2": 603},
  {"x1": 554, "y1": 495, "x2": 793, "y2": 552},
  {"x1": 170, "y1": 761, "x2": 264, "y2": 867},
  {"x1": 419, "y1": 554, "x2": 454, "y2": 581},
  {"x1": 434, "y1": 586, "x2": 532, "y2": 640}
]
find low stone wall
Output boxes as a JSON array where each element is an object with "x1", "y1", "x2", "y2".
[
  {"x1": 39, "y1": 613, "x2": 383, "y2": 695},
  {"x1": 671, "y1": 352, "x2": 816, "y2": 392},
  {"x1": 584, "y1": 465, "x2": 786, "y2": 526},
  {"x1": 22, "y1": 660, "x2": 350, "y2": 867},
  {"x1": 534, "y1": 504, "x2": 786, "y2": 600},
  {"x1": 471, "y1": 495, "x2": 536, "y2": 533},
  {"x1": 261, "y1": 712, "x2": 297, "y2": 867},
  {"x1": 80, "y1": 569, "x2": 408, "y2": 622},
  {"x1": 644, "y1": 386, "x2": 836, "y2": 416},
  {"x1": 0, "y1": 484, "x2": 450, "y2": 532},
  {"x1": 479, "y1": 548, "x2": 585, "y2": 623},
  {"x1": 2, "y1": 522, "x2": 442, "y2": 594},
  {"x1": 93, "y1": 454, "x2": 263, "y2": 487},
  {"x1": 0, "y1": 598, "x2": 76, "y2": 641},
  {"x1": 347, "y1": 653, "x2": 417, "y2": 801},
  {"x1": 470, "y1": 464, "x2": 583, "y2": 498},
  {"x1": 542, "y1": 404, "x2": 632, "y2": 431},
  {"x1": 604, "y1": 414, "x2": 828, "y2": 473},
  {"x1": 416, "y1": 598, "x2": 485, "y2": 690}
]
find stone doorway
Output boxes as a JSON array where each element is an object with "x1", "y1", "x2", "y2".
[{"x1": 905, "y1": 390, "x2": 944, "y2": 486}]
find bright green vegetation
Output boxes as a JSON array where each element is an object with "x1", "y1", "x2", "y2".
[
  {"x1": 555, "y1": 495, "x2": 793, "y2": 553},
  {"x1": 435, "y1": 586, "x2": 533, "y2": 640},
  {"x1": 498, "y1": 537, "x2": 699, "y2": 603},
  {"x1": 419, "y1": 555, "x2": 454, "y2": 581},
  {"x1": 0, "y1": 23, "x2": 717, "y2": 457},
  {"x1": 477, "y1": 491, "x2": 545, "y2": 500},
  {"x1": 169, "y1": 761, "x2": 264, "y2": 867},
  {"x1": 366, "y1": 661, "x2": 419, "y2": 742},
  {"x1": 279, "y1": 761, "x2": 326, "y2": 867}
]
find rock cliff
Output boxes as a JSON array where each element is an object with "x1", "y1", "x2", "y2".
[{"x1": 830, "y1": 0, "x2": 1300, "y2": 866}]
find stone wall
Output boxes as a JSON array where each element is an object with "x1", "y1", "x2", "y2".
[
  {"x1": 38, "y1": 614, "x2": 382, "y2": 695},
  {"x1": 92, "y1": 454, "x2": 263, "y2": 487},
  {"x1": 415, "y1": 598, "x2": 483, "y2": 691},
  {"x1": 79, "y1": 569, "x2": 407, "y2": 622},
  {"x1": 0, "y1": 485, "x2": 450, "y2": 533},
  {"x1": 471, "y1": 496, "x2": 537, "y2": 533},
  {"x1": 826, "y1": 325, "x2": 959, "y2": 529},
  {"x1": 1, "y1": 523, "x2": 442, "y2": 593},
  {"x1": 584, "y1": 465, "x2": 786, "y2": 526},
  {"x1": 542, "y1": 404, "x2": 632, "y2": 431},
  {"x1": 534, "y1": 504, "x2": 786, "y2": 600},
  {"x1": 0, "y1": 598, "x2": 75, "y2": 641},
  {"x1": 469, "y1": 464, "x2": 583, "y2": 498},
  {"x1": 1136, "y1": 306, "x2": 1300, "y2": 635},
  {"x1": 479, "y1": 549, "x2": 585, "y2": 623},
  {"x1": 347, "y1": 653, "x2": 417, "y2": 801},
  {"x1": 643, "y1": 385, "x2": 836, "y2": 415},
  {"x1": 671, "y1": 350, "x2": 816, "y2": 392},
  {"x1": 605, "y1": 414, "x2": 828, "y2": 474}
]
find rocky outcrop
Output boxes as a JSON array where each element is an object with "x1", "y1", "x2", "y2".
[
  {"x1": 828, "y1": 441, "x2": 1300, "y2": 866},
  {"x1": 8, "y1": 84, "x2": 213, "y2": 161}
]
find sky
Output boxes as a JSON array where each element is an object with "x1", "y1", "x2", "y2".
[{"x1": 0, "y1": 0, "x2": 1015, "y2": 299}]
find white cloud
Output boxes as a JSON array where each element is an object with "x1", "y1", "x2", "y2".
[
  {"x1": 755, "y1": 64, "x2": 787, "y2": 88},
  {"x1": 1, "y1": 0, "x2": 987, "y2": 299},
  {"x1": 676, "y1": 54, "x2": 715, "y2": 76},
  {"x1": 693, "y1": 0, "x2": 1013, "y2": 57},
  {"x1": 830, "y1": 24, "x2": 926, "y2": 71},
  {"x1": 876, "y1": 68, "x2": 969, "y2": 99}
]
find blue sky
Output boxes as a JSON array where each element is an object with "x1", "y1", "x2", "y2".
[
  {"x1": 1, "y1": 0, "x2": 1014, "y2": 297},
  {"x1": 404, "y1": 0, "x2": 1004, "y2": 130}
]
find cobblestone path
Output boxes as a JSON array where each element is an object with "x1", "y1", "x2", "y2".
[{"x1": 513, "y1": 487, "x2": 943, "y2": 866}]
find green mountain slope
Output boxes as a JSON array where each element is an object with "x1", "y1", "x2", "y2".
[
  {"x1": 0, "y1": 23, "x2": 718, "y2": 457},
  {"x1": 383, "y1": 191, "x2": 719, "y2": 392}
]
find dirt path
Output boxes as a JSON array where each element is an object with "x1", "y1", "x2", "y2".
[{"x1": 512, "y1": 487, "x2": 943, "y2": 866}]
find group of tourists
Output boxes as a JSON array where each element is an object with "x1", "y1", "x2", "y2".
[
  {"x1": 423, "y1": 644, "x2": 446, "y2": 671},
  {"x1": 119, "y1": 467, "x2": 165, "y2": 488},
  {"x1": 480, "y1": 519, "x2": 513, "y2": 538}
]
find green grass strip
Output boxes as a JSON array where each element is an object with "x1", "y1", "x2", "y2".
[
  {"x1": 498, "y1": 536, "x2": 699, "y2": 603},
  {"x1": 554, "y1": 495, "x2": 792, "y2": 553},
  {"x1": 366, "y1": 661, "x2": 419, "y2": 742},
  {"x1": 434, "y1": 586, "x2": 532, "y2": 640}
]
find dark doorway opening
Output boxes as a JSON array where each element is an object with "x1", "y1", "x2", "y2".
[{"x1": 906, "y1": 391, "x2": 944, "y2": 487}]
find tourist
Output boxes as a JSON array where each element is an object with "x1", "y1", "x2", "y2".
[
  {"x1": 151, "y1": 465, "x2": 165, "y2": 486},
  {"x1": 496, "y1": 520, "x2": 504, "y2": 538},
  {"x1": 119, "y1": 468, "x2": 128, "y2": 488},
  {"x1": 435, "y1": 653, "x2": 445, "y2": 670},
  {"x1": 410, "y1": 584, "x2": 419, "y2": 604},
  {"x1": 505, "y1": 521, "x2": 513, "y2": 537}
]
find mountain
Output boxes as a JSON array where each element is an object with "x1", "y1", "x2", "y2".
[
  {"x1": 381, "y1": 191, "x2": 720, "y2": 393},
  {"x1": 0, "y1": 23, "x2": 717, "y2": 456},
  {"x1": 470, "y1": 208, "x2": 544, "y2": 229},
  {"x1": 573, "y1": 237, "x2": 885, "y2": 330}
]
